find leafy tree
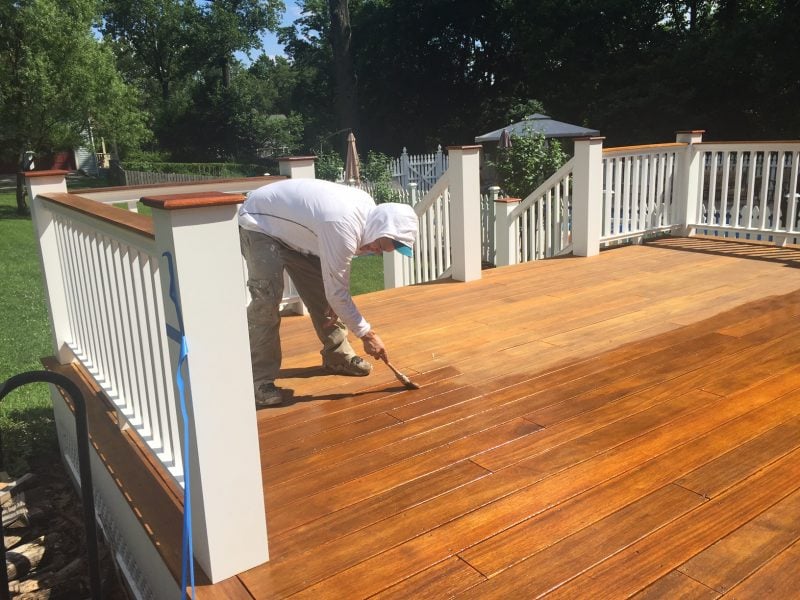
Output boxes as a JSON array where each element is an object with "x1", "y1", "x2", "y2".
[
  {"x1": 277, "y1": 0, "x2": 340, "y2": 151},
  {"x1": 0, "y1": 0, "x2": 150, "y2": 213},
  {"x1": 100, "y1": 0, "x2": 196, "y2": 101},
  {"x1": 506, "y1": 100, "x2": 547, "y2": 124},
  {"x1": 161, "y1": 56, "x2": 304, "y2": 161},
  {"x1": 328, "y1": 0, "x2": 358, "y2": 136},
  {"x1": 352, "y1": 0, "x2": 512, "y2": 151},
  {"x1": 193, "y1": 0, "x2": 285, "y2": 88},
  {"x1": 493, "y1": 130, "x2": 568, "y2": 199},
  {"x1": 102, "y1": 0, "x2": 288, "y2": 160}
]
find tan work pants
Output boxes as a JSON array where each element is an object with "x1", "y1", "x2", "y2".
[{"x1": 240, "y1": 228, "x2": 356, "y2": 387}]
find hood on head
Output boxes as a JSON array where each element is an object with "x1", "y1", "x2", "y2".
[{"x1": 362, "y1": 203, "x2": 418, "y2": 251}]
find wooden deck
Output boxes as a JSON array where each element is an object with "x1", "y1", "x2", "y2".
[{"x1": 210, "y1": 237, "x2": 800, "y2": 598}]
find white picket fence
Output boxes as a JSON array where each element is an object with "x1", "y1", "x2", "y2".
[{"x1": 391, "y1": 146, "x2": 449, "y2": 192}]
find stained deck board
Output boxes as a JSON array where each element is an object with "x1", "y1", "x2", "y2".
[
  {"x1": 724, "y1": 539, "x2": 800, "y2": 598},
  {"x1": 266, "y1": 418, "x2": 540, "y2": 534},
  {"x1": 87, "y1": 237, "x2": 798, "y2": 598},
  {"x1": 371, "y1": 556, "x2": 486, "y2": 599},
  {"x1": 455, "y1": 484, "x2": 707, "y2": 600},
  {"x1": 457, "y1": 383, "x2": 800, "y2": 577},
  {"x1": 266, "y1": 460, "x2": 491, "y2": 558},
  {"x1": 278, "y1": 384, "x2": 800, "y2": 598},
  {"x1": 630, "y1": 570, "x2": 721, "y2": 599},
  {"x1": 676, "y1": 487, "x2": 800, "y2": 594},
  {"x1": 540, "y1": 447, "x2": 800, "y2": 600}
]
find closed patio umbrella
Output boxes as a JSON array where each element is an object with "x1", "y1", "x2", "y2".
[
  {"x1": 344, "y1": 132, "x2": 361, "y2": 184},
  {"x1": 498, "y1": 128, "x2": 513, "y2": 149}
]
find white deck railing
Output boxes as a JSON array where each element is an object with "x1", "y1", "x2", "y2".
[
  {"x1": 384, "y1": 146, "x2": 482, "y2": 287},
  {"x1": 493, "y1": 132, "x2": 800, "y2": 267},
  {"x1": 494, "y1": 158, "x2": 575, "y2": 266},
  {"x1": 410, "y1": 171, "x2": 453, "y2": 284},
  {"x1": 358, "y1": 180, "x2": 497, "y2": 265},
  {"x1": 25, "y1": 170, "x2": 300, "y2": 587},
  {"x1": 74, "y1": 176, "x2": 307, "y2": 314},
  {"x1": 692, "y1": 142, "x2": 800, "y2": 244},
  {"x1": 601, "y1": 143, "x2": 682, "y2": 242},
  {"x1": 50, "y1": 203, "x2": 185, "y2": 481}
]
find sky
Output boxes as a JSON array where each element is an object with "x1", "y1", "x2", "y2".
[{"x1": 239, "y1": 0, "x2": 304, "y2": 62}]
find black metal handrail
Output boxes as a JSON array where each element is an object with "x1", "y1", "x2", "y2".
[{"x1": 0, "y1": 370, "x2": 102, "y2": 600}]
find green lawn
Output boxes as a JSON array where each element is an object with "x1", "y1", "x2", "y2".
[
  {"x1": 0, "y1": 179, "x2": 384, "y2": 473},
  {"x1": 0, "y1": 189, "x2": 56, "y2": 474},
  {"x1": 350, "y1": 254, "x2": 384, "y2": 295}
]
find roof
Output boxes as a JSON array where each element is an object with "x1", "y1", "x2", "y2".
[{"x1": 474, "y1": 113, "x2": 600, "y2": 143}]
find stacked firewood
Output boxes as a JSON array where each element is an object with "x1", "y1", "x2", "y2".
[{"x1": 1, "y1": 467, "x2": 127, "y2": 599}]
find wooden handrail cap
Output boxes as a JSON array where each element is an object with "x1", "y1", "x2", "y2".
[
  {"x1": 22, "y1": 170, "x2": 69, "y2": 178},
  {"x1": 140, "y1": 191, "x2": 246, "y2": 210},
  {"x1": 276, "y1": 156, "x2": 317, "y2": 162}
]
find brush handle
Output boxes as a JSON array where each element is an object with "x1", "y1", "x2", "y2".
[
  {"x1": 384, "y1": 359, "x2": 408, "y2": 382},
  {"x1": 383, "y1": 358, "x2": 418, "y2": 388}
]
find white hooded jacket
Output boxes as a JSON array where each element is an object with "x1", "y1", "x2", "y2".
[{"x1": 238, "y1": 179, "x2": 417, "y2": 337}]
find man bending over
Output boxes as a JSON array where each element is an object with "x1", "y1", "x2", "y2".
[{"x1": 239, "y1": 178, "x2": 418, "y2": 408}]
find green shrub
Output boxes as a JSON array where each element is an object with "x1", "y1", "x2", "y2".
[
  {"x1": 120, "y1": 161, "x2": 268, "y2": 177},
  {"x1": 121, "y1": 149, "x2": 171, "y2": 170},
  {"x1": 492, "y1": 129, "x2": 568, "y2": 199},
  {"x1": 363, "y1": 151, "x2": 399, "y2": 204},
  {"x1": 315, "y1": 150, "x2": 344, "y2": 182}
]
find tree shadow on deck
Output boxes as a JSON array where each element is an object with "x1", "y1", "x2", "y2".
[{"x1": 645, "y1": 236, "x2": 800, "y2": 268}]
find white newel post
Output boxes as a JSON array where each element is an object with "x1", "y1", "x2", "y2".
[
  {"x1": 141, "y1": 192, "x2": 269, "y2": 582},
  {"x1": 383, "y1": 250, "x2": 405, "y2": 289},
  {"x1": 674, "y1": 130, "x2": 705, "y2": 236},
  {"x1": 572, "y1": 137, "x2": 605, "y2": 257},
  {"x1": 383, "y1": 182, "x2": 418, "y2": 288},
  {"x1": 447, "y1": 145, "x2": 482, "y2": 281},
  {"x1": 25, "y1": 171, "x2": 72, "y2": 363},
  {"x1": 408, "y1": 182, "x2": 418, "y2": 205},
  {"x1": 494, "y1": 196, "x2": 521, "y2": 267},
  {"x1": 278, "y1": 155, "x2": 316, "y2": 179}
]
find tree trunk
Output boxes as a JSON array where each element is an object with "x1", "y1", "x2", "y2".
[
  {"x1": 328, "y1": 0, "x2": 358, "y2": 144},
  {"x1": 16, "y1": 149, "x2": 28, "y2": 215},
  {"x1": 222, "y1": 55, "x2": 231, "y2": 89}
]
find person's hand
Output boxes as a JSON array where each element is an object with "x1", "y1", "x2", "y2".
[
  {"x1": 360, "y1": 330, "x2": 387, "y2": 362},
  {"x1": 322, "y1": 306, "x2": 339, "y2": 331}
]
